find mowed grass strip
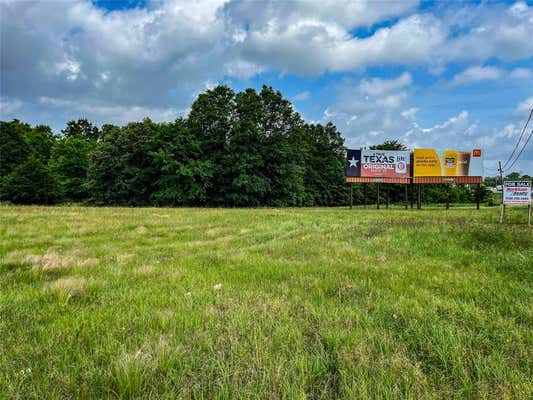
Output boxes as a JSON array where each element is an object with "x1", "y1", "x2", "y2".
[{"x1": 0, "y1": 205, "x2": 532, "y2": 399}]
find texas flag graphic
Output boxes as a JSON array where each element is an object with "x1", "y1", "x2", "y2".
[{"x1": 346, "y1": 149, "x2": 361, "y2": 177}]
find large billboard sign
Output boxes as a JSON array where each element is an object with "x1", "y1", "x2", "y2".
[
  {"x1": 503, "y1": 181, "x2": 532, "y2": 205},
  {"x1": 413, "y1": 148, "x2": 483, "y2": 183},
  {"x1": 346, "y1": 149, "x2": 410, "y2": 180}
]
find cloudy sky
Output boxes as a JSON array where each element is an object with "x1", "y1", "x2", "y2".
[{"x1": 1, "y1": 0, "x2": 532, "y2": 174}]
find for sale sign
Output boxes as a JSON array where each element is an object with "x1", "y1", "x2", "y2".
[{"x1": 503, "y1": 181, "x2": 532, "y2": 205}]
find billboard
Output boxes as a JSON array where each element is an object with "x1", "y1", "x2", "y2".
[
  {"x1": 413, "y1": 148, "x2": 483, "y2": 182},
  {"x1": 346, "y1": 149, "x2": 410, "y2": 179},
  {"x1": 503, "y1": 181, "x2": 531, "y2": 205}
]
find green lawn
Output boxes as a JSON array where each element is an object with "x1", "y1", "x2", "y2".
[{"x1": 1, "y1": 206, "x2": 532, "y2": 399}]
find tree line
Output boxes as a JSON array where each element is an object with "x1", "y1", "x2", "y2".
[
  {"x1": 1, "y1": 86, "x2": 347, "y2": 206},
  {"x1": 1, "y1": 85, "x2": 521, "y2": 207}
]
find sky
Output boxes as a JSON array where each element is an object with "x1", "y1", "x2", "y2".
[{"x1": 1, "y1": 0, "x2": 532, "y2": 175}]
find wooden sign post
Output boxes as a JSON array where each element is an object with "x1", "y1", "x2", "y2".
[{"x1": 499, "y1": 161, "x2": 505, "y2": 224}]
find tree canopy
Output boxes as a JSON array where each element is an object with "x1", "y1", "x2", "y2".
[{"x1": 0, "y1": 85, "x2": 515, "y2": 207}]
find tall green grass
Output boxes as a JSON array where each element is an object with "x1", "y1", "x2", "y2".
[{"x1": 1, "y1": 206, "x2": 532, "y2": 399}]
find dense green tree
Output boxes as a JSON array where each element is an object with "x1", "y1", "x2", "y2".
[
  {"x1": 259, "y1": 86, "x2": 306, "y2": 206},
  {"x1": 222, "y1": 89, "x2": 270, "y2": 206},
  {"x1": 188, "y1": 86, "x2": 236, "y2": 205},
  {"x1": 0, "y1": 155, "x2": 58, "y2": 204},
  {"x1": 23, "y1": 125, "x2": 56, "y2": 162},
  {"x1": 0, "y1": 120, "x2": 31, "y2": 179},
  {"x1": 62, "y1": 118, "x2": 100, "y2": 141},
  {"x1": 151, "y1": 119, "x2": 213, "y2": 205},
  {"x1": 369, "y1": 140, "x2": 407, "y2": 151},
  {"x1": 87, "y1": 119, "x2": 162, "y2": 205},
  {"x1": 49, "y1": 136, "x2": 95, "y2": 202},
  {"x1": 301, "y1": 122, "x2": 346, "y2": 206}
]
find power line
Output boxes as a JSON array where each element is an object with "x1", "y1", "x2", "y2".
[
  {"x1": 504, "y1": 128, "x2": 533, "y2": 172},
  {"x1": 502, "y1": 108, "x2": 533, "y2": 169}
]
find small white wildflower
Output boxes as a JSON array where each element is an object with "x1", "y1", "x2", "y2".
[
  {"x1": 184, "y1": 291, "x2": 192, "y2": 297},
  {"x1": 213, "y1": 283, "x2": 222, "y2": 291}
]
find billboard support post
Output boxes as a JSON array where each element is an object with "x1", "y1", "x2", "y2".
[
  {"x1": 410, "y1": 182, "x2": 414, "y2": 209},
  {"x1": 377, "y1": 183, "x2": 380, "y2": 210},
  {"x1": 349, "y1": 182, "x2": 353, "y2": 210},
  {"x1": 476, "y1": 183, "x2": 480, "y2": 210},
  {"x1": 404, "y1": 184, "x2": 408, "y2": 209},
  {"x1": 417, "y1": 184, "x2": 421, "y2": 209},
  {"x1": 446, "y1": 185, "x2": 450, "y2": 210},
  {"x1": 386, "y1": 186, "x2": 389, "y2": 209},
  {"x1": 364, "y1": 183, "x2": 367, "y2": 208}
]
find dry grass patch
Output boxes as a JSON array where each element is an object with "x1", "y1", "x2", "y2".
[
  {"x1": 117, "y1": 253, "x2": 137, "y2": 264},
  {"x1": 48, "y1": 276, "x2": 88, "y2": 300},
  {"x1": 135, "y1": 226, "x2": 149, "y2": 235},
  {"x1": 24, "y1": 251, "x2": 98, "y2": 273},
  {"x1": 133, "y1": 265, "x2": 156, "y2": 276}
]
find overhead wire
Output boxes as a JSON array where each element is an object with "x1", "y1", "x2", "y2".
[
  {"x1": 501, "y1": 108, "x2": 533, "y2": 170},
  {"x1": 503, "y1": 128, "x2": 533, "y2": 172}
]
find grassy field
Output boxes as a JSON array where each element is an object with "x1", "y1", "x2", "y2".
[{"x1": 1, "y1": 205, "x2": 532, "y2": 399}]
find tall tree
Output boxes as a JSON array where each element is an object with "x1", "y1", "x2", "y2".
[
  {"x1": 62, "y1": 118, "x2": 100, "y2": 141},
  {"x1": 49, "y1": 136, "x2": 95, "y2": 202},
  {"x1": 87, "y1": 119, "x2": 162, "y2": 205},
  {"x1": 188, "y1": 85, "x2": 236, "y2": 205},
  {"x1": 151, "y1": 119, "x2": 213, "y2": 206},
  {"x1": 0, "y1": 155, "x2": 58, "y2": 204},
  {"x1": 301, "y1": 122, "x2": 346, "y2": 206},
  {"x1": 0, "y1": 120, "x2": 31, "y2": 179},
  {"x1": 23, "y1": 125, "x2": 56, "y2": 162},
  {"x1": 259, "y1": 86, "x2": 306, "y2": 206},
  {"x1": 223, "y1": 88, "x2": 270, "y2": 206}
]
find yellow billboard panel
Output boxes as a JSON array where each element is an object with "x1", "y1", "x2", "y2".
[{"x1": 414, "y1": 148, "x2": 483, "y2": 177}]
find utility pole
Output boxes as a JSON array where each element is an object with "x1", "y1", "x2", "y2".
[{"x1": 499, "y1": 161, "x2": 505, "y2": 223}]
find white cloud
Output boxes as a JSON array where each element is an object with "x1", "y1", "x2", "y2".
[
  {"x1": 224, "y1": 59, "x2": 264, "y2": 79},
  {"x1": 450, "y1": 66, "x2": 503, "y2": 86},
  {"x1": 509, "y1": 67, "x2": 533, "y2": 79},
  {"x1": 516, "y1": 96, "x2": 533, "y2": 113},
  {"x1": 0, "y1": 96, "x2": 22, "y2": 115},
  {"x1": 293, "y1": 91, "x2": 310, "y2": 101},
  {"x1": 241, "y1": 14, "x2": 447, "y2": 76},
  {"x1": 450, "y1": 65, "x2": 533, "y2": 86},
  {"x1": 358, "y1": 72, "x2": 412, "y2": 96},
  {"x1": 401, "y1": 107, "x2": 418, "y2": 120},
  {"x1": 443, "y1": 1, "x2": 533, "y2": 63},
  {"x1": 39, "y1": 96, "x2": 184, "y2": 125}
]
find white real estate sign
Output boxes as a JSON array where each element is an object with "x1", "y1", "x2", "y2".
[{"x1": 503, "y1": 181, "x2": 532, "y2": 205}]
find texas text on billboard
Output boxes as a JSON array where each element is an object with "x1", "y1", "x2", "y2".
[{"x1": 346, "y1": 149, "x2": 410, "y2": 183}]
